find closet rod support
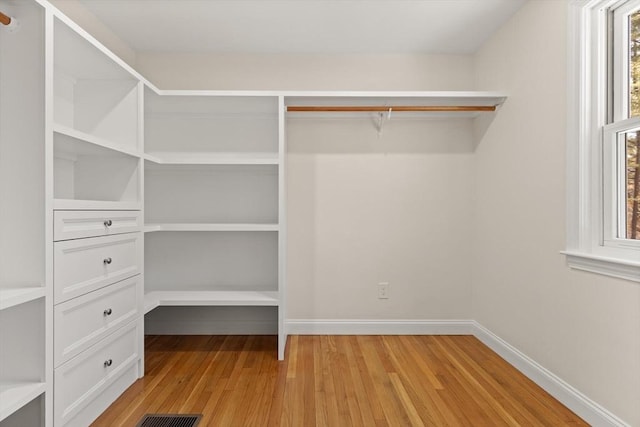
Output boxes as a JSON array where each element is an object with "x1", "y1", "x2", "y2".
[
  {"x1": 0, "y1": 11, "x2": 19, "y2": 32},
  {"x1": 286, "y1": 105, "x2": 497, "y2": 113}
]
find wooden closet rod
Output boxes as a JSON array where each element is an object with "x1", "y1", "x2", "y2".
[
  {"x1": 287, "y1": 105, "x2": 497, "y2": 113},
  {"x1": 0, "y1": 11, "x2": 12, "y2": 26}
]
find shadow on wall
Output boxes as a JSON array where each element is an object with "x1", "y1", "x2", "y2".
[
  {"x1": 286, "y1": 116, "x2": 482, "y2": 155},
  {"x1": 473, "y1": 109, "x2": 500, "y2": 151}
]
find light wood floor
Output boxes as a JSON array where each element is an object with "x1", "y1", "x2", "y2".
[{"x1": 92, "y1": 335, "x2": 587, "y2": 426}]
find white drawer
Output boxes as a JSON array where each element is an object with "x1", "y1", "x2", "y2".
[
  {"x1": 54, "y1": 210, "x2": 141, "y2": 241},
  {"x1": 54, "y1": 233, "x2": 141, "y2": 304},
  {"x1": 55, "y1": 320, "x2": 139, "y2": 427},
  {"x1": 54, "y1": 276, "x2": 141, "y2": 367}
]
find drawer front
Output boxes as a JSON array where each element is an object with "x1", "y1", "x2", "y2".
[
  {"x1": 55, "y1": 320, "x2": 139, "y2": 427},
  {"x1": 54, "y1": 210, "x2": 141, "y2": 241},
  {"x1": 54, "y1": 233, "x2": 141, "y2": 303},
  {"x1": 54, "y1": 276, "x2": 141, "y2": 367}
]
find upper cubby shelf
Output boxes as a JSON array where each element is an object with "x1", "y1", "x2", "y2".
[
  {"x1": 144, "y1": 89, "x2": 279, "y2": 155},
  {"x1": 53, "y1": 132, "x2": 140, "y2": 206},
  {"x1": 54, "y1": 17, "x2": 140, "y2": 152}
]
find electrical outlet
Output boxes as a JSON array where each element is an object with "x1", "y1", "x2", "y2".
[{"x1": 378, "y1": 282, "x2": 389, "y2": 299}]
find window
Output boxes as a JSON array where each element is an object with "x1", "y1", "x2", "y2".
[
  {"x1": 610, "y1": 2, "x2": 640, "y2": 242},
  {"x1": 566, "y1": 0, "x2": 640, "y2": 282}
]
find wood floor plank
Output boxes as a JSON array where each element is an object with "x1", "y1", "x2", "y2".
[{"x1": 91, "y1": 335, "x2": 588, "y2": 427}]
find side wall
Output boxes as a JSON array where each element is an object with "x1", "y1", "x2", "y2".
[{"x1": 472, "y1": 1, "x2": 640, "y2": 425}]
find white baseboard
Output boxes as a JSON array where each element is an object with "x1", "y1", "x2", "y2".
[
  {"x1": 472, "y1": 322, "x2": 629, "y2": 427},
  {"x1": 286, "y1": 319, "x2": 474, "y2": 335},
  {"x1": 284, "y1": 318, "x2": 629, "y2": 427}
]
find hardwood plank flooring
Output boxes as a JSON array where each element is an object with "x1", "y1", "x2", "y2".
[{"x1": 91, "y1": 335, "x2": 587, "y2": 426}]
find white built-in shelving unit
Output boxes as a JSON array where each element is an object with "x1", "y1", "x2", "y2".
[
  {"x1": 143, "y1": 90, "x2": 287, "y2": 358},
  {"x1": 0, "y1": 0, "x2": 47, "y2": 426},
  {"x1": 52, "y1": 15, "x2": 142, "y2": 210},
  {"x1": 47, "y1": 9, "x2": 144, "y2": 427},
  {"x1": 1, "y1": 1, "x2": 508, "y2": 425}
]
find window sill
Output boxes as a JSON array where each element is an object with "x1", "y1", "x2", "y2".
[{"x1": 562, "y1": 251, "x2": 640, "y2": 283}]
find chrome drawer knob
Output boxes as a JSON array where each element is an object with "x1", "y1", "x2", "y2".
[
  {"x1": 103, "y1": 308, "x2": 112, "y2": 316},
  {"x1": 103, "y1": 257, "x2": 112, "y2": 265},
  {"x1": 104, "y1": 219, "x2": 113, "y2": 227},
  {"x1": 104, "y1": 359, "x2": 113, "y2": 367}
]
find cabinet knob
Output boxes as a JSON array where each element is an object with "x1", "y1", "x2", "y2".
[
  {"x1": 104, "y1": 359, "x2": 113, "y2": 367},
  {"x1": 104, "y1": 219, "x2": 113, "y2": 227},
  {"x1": 103, "y1": 257, "x2": 112, "y2": 265},
  {"x1": 103, "y1": 308, "x2": 113, "y2": 316}
]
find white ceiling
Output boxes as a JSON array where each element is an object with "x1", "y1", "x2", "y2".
[{"x1": 78, "y1": 0, "x2": 526, "y2": 55}]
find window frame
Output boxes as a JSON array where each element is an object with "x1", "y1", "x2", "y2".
[{"x1": 566, "y1": 0, "x2": 640, "y2": 282}]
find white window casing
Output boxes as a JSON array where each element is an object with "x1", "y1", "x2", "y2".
[{"x1": 565, "y1": 0, "x2": 640, "y2": 282}]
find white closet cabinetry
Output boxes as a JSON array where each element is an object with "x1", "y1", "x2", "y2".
[
  {"x1": 50, "y1": 16, "x2": 143, "y2": 427},
  {"x1": 53, "y1": 16, "x2": 141, "y2": 210},
  {"x1": 143, "y1": 91, "x2": 287, "y2": 359},
  {"x1": 0, "y1": 1, "x2": 47, "y2": 425}
]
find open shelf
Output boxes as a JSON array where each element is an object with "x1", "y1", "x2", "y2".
[
  {"x1": 54, "y1": 124, "x2": 141, "y2": 158},
  {"x1": 54, "y1": 17, "x2": 140, "y2": 152},
  {"x1": 145, "y1": 90, "x2": 278, "y2": 154},
  {"x1": 144, "y1": 151, "x2": 278, "y2": 165},
  {"x1": 145, "y1": 164, "x2": 277, "y2": 224},
  {"x1": 0, "y1": 287, "x2": 45, "y2": 311},
  {"x1": 144, "y1": 290, "x2": 279, "y2": 314},
  {"x1": 54, "y1": 131, "x2": 140, "y2": 204},
  {"x1": 145, "y1": 231, "x2": 278, "y2": 293},
  {"x1": 0, "y1": 382, "x2": 47, "y2": 423},
  {"x1": 144, "y1": 223, "x2": 278, "y2": 233}
]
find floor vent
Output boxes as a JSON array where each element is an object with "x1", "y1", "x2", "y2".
[{"x1": 136, "y1": 414, "x2": 202, "y2": 427}]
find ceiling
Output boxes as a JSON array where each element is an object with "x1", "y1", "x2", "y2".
[{"x1": 78, "y1": 0, "x2": 526, "y2": 55}]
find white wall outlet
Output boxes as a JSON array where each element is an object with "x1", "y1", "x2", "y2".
[{"x1": 378, "y1": 282, "x2": 389, "y2": 299}]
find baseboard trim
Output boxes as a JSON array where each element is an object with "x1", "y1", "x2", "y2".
[
  {"x1": 472, "y1": 322, "x2": 629, "y2": 427},
  {"x1": 286, "y1": 319, "x2": 474, "y2": 335}
]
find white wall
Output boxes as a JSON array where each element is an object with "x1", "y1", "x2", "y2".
[
  {"x1": 47, "y1": 0, "x2": 136, "y2": 66},
  {"x1": 136, "y1": 52, "x2": 473, "y2": 91},
  {"x1": 287, "y1": 117, "x2": 474, "y2": 320},
  {"x1": 473, "y1": 1, "x2": 640, "y2": 425}
]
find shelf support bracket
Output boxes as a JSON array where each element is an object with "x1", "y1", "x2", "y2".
[{"x1": 375, "y1": 108, "x2": 393, "y2": 138}]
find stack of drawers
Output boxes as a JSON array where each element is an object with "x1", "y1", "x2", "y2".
[{"x1": 53, "y1": 210, "x2": 143, "y2": 426}]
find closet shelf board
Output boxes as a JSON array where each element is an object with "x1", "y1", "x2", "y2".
[
  {"x1": 143, "y1": 223, "x2": 279, "y2": 233},
  {"x1": 53, "y1": 199, "x2": 142, "y2": 210},
  {"x1": 0, "y1": 382, "x2": 47, "y2": 422},
  {"x1": 144, "y1": 151, "x2": 278, "y2": 165},
  {"x1": 53, "y1": 124, "x2": 141, "y2": 159},
  {"x1": 144, "y1": 291, "x2": 279, "y2": 314},
  {"x1": 0, "y1": 287, "x2": 45, "y2": 311}
]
